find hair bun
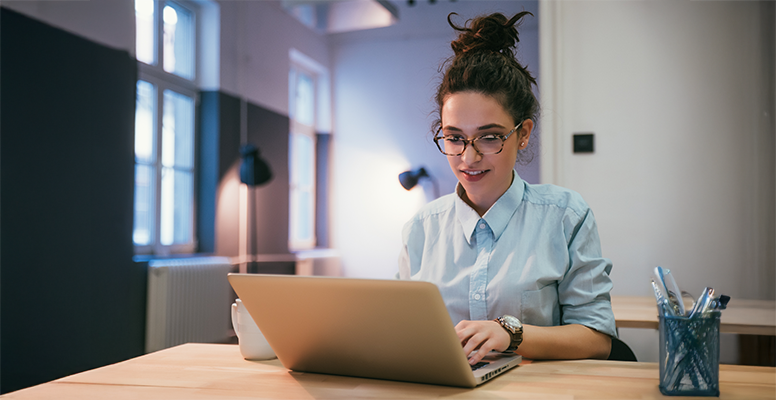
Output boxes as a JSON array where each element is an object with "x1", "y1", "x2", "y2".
[{"x1": 448, "y1": 12, "x2": 531, "y2": 59}]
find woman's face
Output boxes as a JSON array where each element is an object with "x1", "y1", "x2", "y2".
[{"x1": 440, "y1": 91, "x2": 531, "y2": 212}]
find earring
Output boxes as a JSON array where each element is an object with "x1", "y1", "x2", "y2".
[{"x1": 520, "y1": 142, "x2": 525, "y2": 147}]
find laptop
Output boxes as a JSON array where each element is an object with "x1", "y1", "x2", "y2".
[{"x1": 228, "y1": 274, "x2": 522, "y2": 388}]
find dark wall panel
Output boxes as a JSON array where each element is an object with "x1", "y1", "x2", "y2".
[
  {"x1": 247, "y1": 103, "x2": 291, "y2": 255},
  {"x1": 316, "y1": 133, "x2": 331, "y2": 248},
  {"x1": 205, "y1": 91, "x2": 292, "y2": 261},
  {"x1": 0, "y1": 8, "x2": 144, "y2": 393},
  {"x1": 216, "y1": 93, "x2": 241, "y2": 181},
  {"x1": 198, "y1": 91, "x2": 220, "y2": 253}
]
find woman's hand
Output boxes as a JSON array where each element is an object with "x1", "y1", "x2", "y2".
[
  {"x1": 455, "y1": 321, "x2": 613, "y2": 362},
  {"x1": 454, "y1": 320, "x2": 511, "y2": 365}
]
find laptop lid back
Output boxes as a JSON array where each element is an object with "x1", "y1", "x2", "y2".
[{"x1": 228, "y1": 274, "x2": 479, "y2": 387}]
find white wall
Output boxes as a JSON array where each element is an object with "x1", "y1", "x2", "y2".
[
  {"x1": 329, "y1": 1, "x2": 540, "y2": 279},
  {"x1": 218, "y1": 0, "x2": 329, "y2": 116},
  {"x1": 540, "y1": 0, "x2": 775, "y2": 362}
]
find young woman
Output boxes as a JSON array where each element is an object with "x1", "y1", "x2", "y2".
[{"x1": 398, "y1": 12, "x2": 616, "y2": 365}]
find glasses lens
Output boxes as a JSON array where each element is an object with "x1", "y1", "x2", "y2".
[
  {"x1": 473, "y1": 136, "x2": 503, "y2": 154},
  {"x1": 440, "y1": 136, "x2": 465, "y2": 155}
]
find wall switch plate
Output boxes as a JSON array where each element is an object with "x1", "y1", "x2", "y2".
[{"x1": 573, "y1": 133, "x2": 594, "y2": 153}]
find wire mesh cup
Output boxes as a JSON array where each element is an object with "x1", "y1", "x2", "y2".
[{"x1": 658, "y1": 311, "x2": 721, "y2": 396}]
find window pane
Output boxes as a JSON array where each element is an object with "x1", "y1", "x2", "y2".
[
  {"x1": 160, "y1": 168, "x2": 193, "y2": 245},
  {"x1": 298, "y1": 190, "x2": 313, "y2": 241},
  {"x1": 295, "y1": 72, "x2": 314, "y2": 126},
  {"x1": 173, "y1": 169, "x2": 193, "y2": 244},
  {"x1": 160, "y1": 167, "x2": 174, "y2": 245},
  {"x1": 296, "y1": 134, "x2": 314, "y2": 187},
  {"x1": 134, "y1": 80, "x2": 157, "y2": 247},
  {"x1": 162, "y1": 90, "x2": 194, "y2": 169},
  {"x1": 290, "y1": 133, "x2": 315, "y2": 246},
  {"x1": 135, "y1": 0, "x2": 156, "y2": 65},
  {"x1": 134, "y1": 164, "x2": 155, "y2": 245},
  {"x1": 288, "y1": 68, "x2": 295, "y2": 116},
  {"x1": 160, "y1": 89, "x2": 194, "y2": 247},
  {"x1": 163, "y1": 2, "x2": 195, "y2": 80},
  {"x1": 135, "y1": 81, "x2": 156, "y2": 163},
  {"x1": 290, "y1": 187, "x2": 313, "y2": 244}
]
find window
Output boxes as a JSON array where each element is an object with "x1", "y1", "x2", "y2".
[
  {"x1": 289, "y1": 65, "x2": 317, "y2": 250},
  {"x1": 288, "y1": 49, "x2": 330, "y2": 251},
  {"x1": 134, "y1": 0, "x2": 199, "y2": 254}
]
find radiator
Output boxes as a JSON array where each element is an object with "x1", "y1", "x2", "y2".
[{"x1": 145, "y1": 257, "x2": 233, "y2": 353}]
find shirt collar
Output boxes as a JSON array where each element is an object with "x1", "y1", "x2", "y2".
[{"x1": 455, "y1": 170, "x2": 525, "y2": 244}]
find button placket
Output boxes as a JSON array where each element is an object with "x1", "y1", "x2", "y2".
[{"x1": 468, "y1": 219, "x2": 492, "y2": 320}]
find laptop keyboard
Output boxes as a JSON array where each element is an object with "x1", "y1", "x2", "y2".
[{"x1": 470, "y1": 361, "x2": 490, "y2": 371}]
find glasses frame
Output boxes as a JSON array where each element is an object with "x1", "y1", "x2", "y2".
[{"x1": 433, "y1": 122, "x2": 523, "y2": 156}]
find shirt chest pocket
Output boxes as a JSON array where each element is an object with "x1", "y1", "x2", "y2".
[{"x1": 520, "y1": 283, "x2": 560, "y2": 327}]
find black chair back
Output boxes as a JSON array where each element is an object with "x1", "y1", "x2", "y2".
[{"x1": 608, "y1": 337, "x2": 638, "y2": 362}]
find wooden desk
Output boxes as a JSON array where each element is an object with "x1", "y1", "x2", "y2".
[
  {"x1": 612, "y1": 295, "x2": 776, "y2": 336},
  {"x1": 4, "y1": 343, "x2": 775, "y2": 399}
]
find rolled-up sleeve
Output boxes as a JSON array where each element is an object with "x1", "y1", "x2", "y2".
[{"x1": 558, "y1": 207, "x2": 617, "y2": 338}]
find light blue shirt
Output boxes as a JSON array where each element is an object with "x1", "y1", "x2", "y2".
[{"x1": 398, "y1": 171, "x2": 617, "y2": 338}]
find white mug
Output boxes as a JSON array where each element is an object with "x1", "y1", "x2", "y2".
[{"x1": 231, "y1": 299, "x2": 276, "y2": 360}]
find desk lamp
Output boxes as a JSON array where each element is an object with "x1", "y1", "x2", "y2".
[
  {"x1": 239, "y1": 144, "x2": 272, "y2": 186},
  {"x1": 399, "y1": 167, "x2": 439, "y2": 198},
  {"x1": 240, "y1": 144, "x2": 272, "y2": 274}
]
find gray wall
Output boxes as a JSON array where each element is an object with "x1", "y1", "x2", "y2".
[{"x1": 540, "y1": 0, "x2": 775, "y2": 362}]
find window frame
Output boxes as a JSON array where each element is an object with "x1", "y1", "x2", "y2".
[{"x1": 134, "y1": 0, "x2": 200, "y2": 255}]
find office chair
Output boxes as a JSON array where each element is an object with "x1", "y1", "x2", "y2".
[{"x1": 608, "y1": 337, "x2": 638, "y2": 362}]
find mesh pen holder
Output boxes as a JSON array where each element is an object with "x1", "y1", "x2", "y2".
[{"x1": 658, "y1": 311, "x2": 721, "y2": 396}]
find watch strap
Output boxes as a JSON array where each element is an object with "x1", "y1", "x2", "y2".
[{"x1": 495, "y1": 315, "x2": 523, "y2": 351}]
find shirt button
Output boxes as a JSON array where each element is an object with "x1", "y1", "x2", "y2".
[
  {"x1": 474, "y1": 294, "x2": 481, "y2": 300},
  {"x1": 479, "y1": 223, "x2": 486, "y2": 230}
]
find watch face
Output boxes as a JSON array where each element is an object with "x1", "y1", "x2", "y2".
[{"x1": 502, "y1": 315, "x2": 522, "y2": 330}]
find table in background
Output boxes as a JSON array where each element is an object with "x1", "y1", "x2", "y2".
[
  {"x1": 612, "y1": 295, "x2": 776, "y2": 366},
  {"x1": 4, "y1": 343, "x2": 774, "y2": 399},
  {"x1": 611, "y1": 296, "x2": 776, "y2": 335}
]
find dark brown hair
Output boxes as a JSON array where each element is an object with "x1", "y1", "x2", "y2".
[{"x1": 434, "y1": 12, "x2": 539, "y2": 158}]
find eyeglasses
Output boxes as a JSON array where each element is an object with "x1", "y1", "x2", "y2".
[{"x1": 433, "y1": 122, "x2": 522, "y2": 156}]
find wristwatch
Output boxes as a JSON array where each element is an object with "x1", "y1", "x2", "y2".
[{"x1": 494, "y1": 315, "x2": 523, "y2": 351}]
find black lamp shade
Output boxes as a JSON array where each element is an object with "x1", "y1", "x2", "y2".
[
  {"x1": 399, "y1": 167, "x2": 428, "y2": 190},
  {"x1": 240, "y1": 144, "x2": 272, "y2": 186}
]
